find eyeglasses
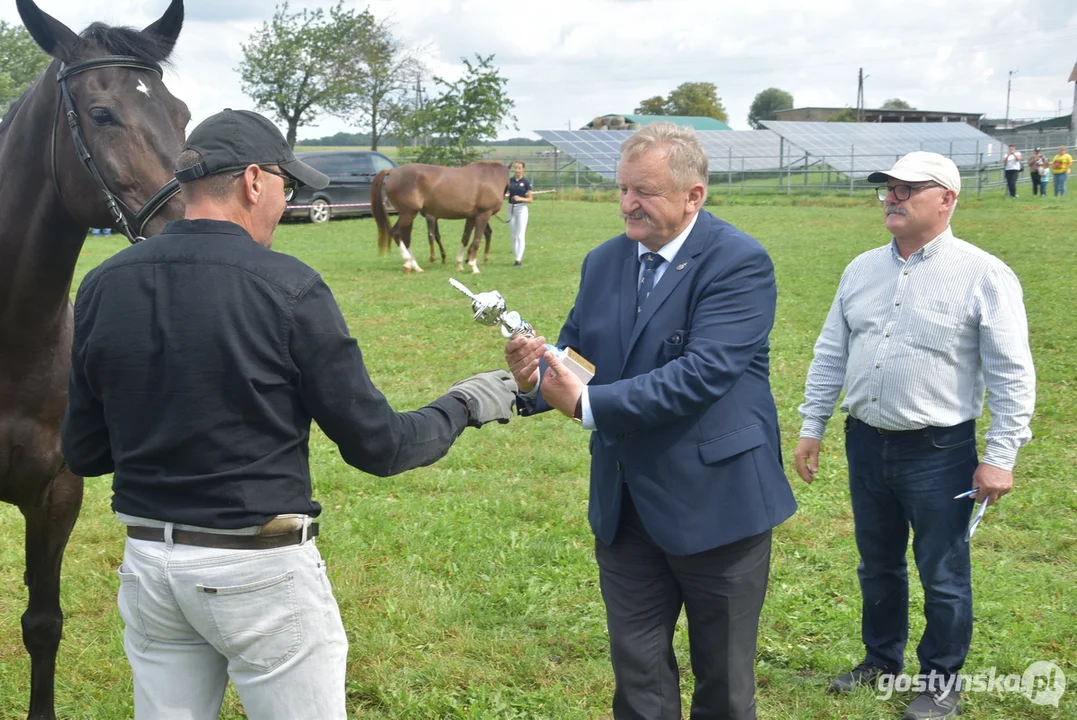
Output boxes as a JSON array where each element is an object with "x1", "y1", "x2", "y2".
[
  {"x1": 231, "y1": 165, "x2": 298, "y2": 201},
  {"x1": 876, "y1": 183, "x2": 942, "y2": 202}
]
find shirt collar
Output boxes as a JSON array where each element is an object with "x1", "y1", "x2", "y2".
[
  {"x1": 638, "y1": 211, "x2": 700, "y2": 264},
  {"x1": 889, "y1": 225, "x2": 952, "y2": 261}
]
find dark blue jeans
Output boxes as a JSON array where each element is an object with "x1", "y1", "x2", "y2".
[{"x1": 845, "y1": 416, "x2": 977, "y2": 679}]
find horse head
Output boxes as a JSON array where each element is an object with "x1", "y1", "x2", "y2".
[{"x1": 16, "y1": 0, "x2": 189, "y2": 238}]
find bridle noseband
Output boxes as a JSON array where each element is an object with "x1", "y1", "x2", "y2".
[{"x1": 53, "y1": 55, "x2": 181, "y2": 244}]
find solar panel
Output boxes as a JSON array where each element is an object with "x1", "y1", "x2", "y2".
[
  {"x1": 760, "y1": 121, "x2": 1005, "y2": 178},
  {"x1": 535, "y1": 129, "x2": 791, "y2": 179}
]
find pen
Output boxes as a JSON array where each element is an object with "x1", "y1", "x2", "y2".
[{"x1": 954, "y1": 489, "x2": 979, "y2": 499}]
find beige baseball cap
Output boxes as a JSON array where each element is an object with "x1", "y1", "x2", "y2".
[{"x1": 867, "y1": 151, "x2": 961, "y2": 195}]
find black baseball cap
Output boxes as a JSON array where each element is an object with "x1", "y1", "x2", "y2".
[{"x1": 175, "y1": 109, "x2": 328, "y2": 189}]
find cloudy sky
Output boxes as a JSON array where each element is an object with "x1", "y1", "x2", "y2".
[{"x1": 4, "y1": 0, "x2": 1076, "y2": 141}]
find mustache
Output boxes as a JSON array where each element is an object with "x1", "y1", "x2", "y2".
[
  {"x1": 885, "y1": 206, "x2": 907, "y2": 216},
  {"x1": 621, "y1": 211, "x2": 651, "y2": 223}
]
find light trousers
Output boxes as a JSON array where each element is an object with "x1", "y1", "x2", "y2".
[
  {"x1": 118, "y1": 531, "x2": 348, "y2": 719},
  {"x1": 509, "y1": 203, "x2": 529, "y2": 262}
]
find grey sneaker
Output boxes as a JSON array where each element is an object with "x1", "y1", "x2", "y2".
[
  {"x1": 903, "y1": 689, "x2": 961, "y2": 718},
  {"x1": 829, "y1": 660, "x2": 893, "y2": 693}
]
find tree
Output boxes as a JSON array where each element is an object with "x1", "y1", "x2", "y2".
[
  {"x1": 634, "y1": 96, "x2": 667, "y2": 115},
  {"x1": 400, "y1": 54, "x2": 516, "y2": 166},
  {"x1": 665, "y1": 82, "x2": 728, "y2": 122},
  {"x1": 827, "y1": 107, "x2": 858, "y2": 122},
  {"x1": 0, "y1": 20, "x2": 50, "y2": 114},
  {"x1": 747, "y1": 87, "x2": 794, "y2": 129},
  {"x1": 633, "y1": 83, "x2": 728, "y2": 122},
  {"x1": 349, "y1": 18, "x2": 425, "y2": 150},
  {"x1": 881, "y1": 98, "x2": 914, "y2": 110},
  {"x1": 238, "y1": 2, "x2": 375, "y2": 148}
]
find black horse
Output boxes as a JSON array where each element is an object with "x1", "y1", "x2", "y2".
[{"x1": 0, "y1": 2, "x2": 188, "y2": 717}]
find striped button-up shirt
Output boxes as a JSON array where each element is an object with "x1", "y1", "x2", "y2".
[{"x1": 798, "y1": 227, "x2": 1035, "y2": 471}]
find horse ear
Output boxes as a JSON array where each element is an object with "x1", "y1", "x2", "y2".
[
  {"x1": 15, "y1": 0, "x2": 81, "y2": 63},
  {"x1": 142, "y1": 0, "x2": 184, "y2": 57}
]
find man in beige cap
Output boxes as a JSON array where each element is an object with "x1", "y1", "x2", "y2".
[{"x1": 793, "y1": 152, "x2": 1036, "y2": 718}]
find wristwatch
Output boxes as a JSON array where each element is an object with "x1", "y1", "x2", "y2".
[{"x1": 572, "y1": 396, "x2": 583, "y2": 424}]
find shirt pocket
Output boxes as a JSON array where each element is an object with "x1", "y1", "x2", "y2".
[
  {"x1": 197, "y1": 571, "x2": 301, "y2": 673},
  {"x1": 905, "y1": 302, "x2": 959, "y2": 355}
]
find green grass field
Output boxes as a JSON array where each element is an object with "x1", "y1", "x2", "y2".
[{"x1": 0, "y1": 194, "x2": 1073, "y2": 718}]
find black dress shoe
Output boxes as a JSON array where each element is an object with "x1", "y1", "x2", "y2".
[
  {"x1": 903, "y1": 689, "x2": 961, "y2": 718},
  {"x1": 829, "y1": 660, "x2": 894, "y2": 694}
]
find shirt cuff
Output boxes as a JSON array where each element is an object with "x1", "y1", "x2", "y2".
[
  {"x1": 581, "y1": 388, "x2": 595, "y2": 430},
  {"x1": 521, "y1": 375, "x2": 540, "y2": 399},
  {"x1": 981, "y1": 444, "x2": 1017, "y2": 473},
  {"x1": 799, "y1": 417, "x2": 829, "y2": 440}
]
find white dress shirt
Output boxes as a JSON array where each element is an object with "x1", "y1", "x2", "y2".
[{"x1": 798, "y1": 227, "x2": 1036, "y2": 471}]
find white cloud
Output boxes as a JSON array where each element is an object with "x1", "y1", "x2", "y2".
[{"x1": 4, "y1": 0, "x2": 1075, "y2": 139}]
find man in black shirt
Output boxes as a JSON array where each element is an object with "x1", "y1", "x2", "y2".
[{"x1": 61, "y1": 108, "x2": 517, "y2": 720}]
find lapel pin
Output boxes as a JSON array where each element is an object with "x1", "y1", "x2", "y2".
[{"x1": 676, "y1": 262, "x2": 687, "y2": 271}]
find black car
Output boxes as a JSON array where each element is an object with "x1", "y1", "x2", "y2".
[{"x1": 283, "y1": 150, "x2": 397, "y2": 223}]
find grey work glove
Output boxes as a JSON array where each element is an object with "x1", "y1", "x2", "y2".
[{"x1": 448, "y1": 370, "x2": 518, "y2": 428}]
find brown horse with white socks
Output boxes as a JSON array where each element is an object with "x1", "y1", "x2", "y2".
[
  {"x1": 0, "y1": 2, "x2": 188, "y2": 717},
  {"x1": 372, "y1": 161, "x2": 509, "y2": 273}
]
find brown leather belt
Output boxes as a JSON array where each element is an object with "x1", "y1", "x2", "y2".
[{"x1": 127, "y1": 523, "x2": 319, "y2": 549}]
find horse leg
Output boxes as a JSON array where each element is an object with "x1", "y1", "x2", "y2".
[
  {"x1": 423, "y1": 214, "x2": 442, "y2": 265},
  {"x1": 482, "y1": 222, "x2": 493, "y2": 264},
  {"x1": 469, "y1": 214, "x2": 492, "y2": 274},
  {"x1": 434, "y1": 220, "x2": 446, "y2": 264},
  {"x1": 21, "y1": 470, "x2": 84, "y2": 720},
  {"x1": 395, "y1": 212, "x2": 423, "y2": 273},
  {"x1": 456, "y1": 219, "x2": 476, "y2": 271}
]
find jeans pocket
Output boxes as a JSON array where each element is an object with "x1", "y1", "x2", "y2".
[
  {"x1": 197, "y1": 571, "x2": 301, "y2": 673},
  {"x1": 117, "y1": 567, "x2": 152, "y2": 652},
  {"x1": 928, "y1": 425, "x2": 975, "y2": 450}
]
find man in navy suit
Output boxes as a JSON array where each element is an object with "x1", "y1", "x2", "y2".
[{"x1": 505, "y1": 122, "x2": 797, "y2": 720}]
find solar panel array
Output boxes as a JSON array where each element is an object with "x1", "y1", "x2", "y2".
[
  {"x1": 537, "y1": 123, "x2": 1006, "y2": 181},
  {"x1": 761, "y1": 121, "x2": 1005, "y2": 178},
  {"x1": 535, "y1": 129, "x2": 789, "y2": 179}
]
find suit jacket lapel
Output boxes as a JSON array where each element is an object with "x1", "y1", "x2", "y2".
[
  {"x1": 624, "y1": 216, "x2": 708, "y2": 360},
  {"x1": 619, "y1": 250, "x2": 639, "y2": 353}
]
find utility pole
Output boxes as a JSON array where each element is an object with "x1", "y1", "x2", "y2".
[
  {"x1": 856, "y1": 68, "x2": 865, "y2": 123},
  {"x1": 1005, "y1": 70, "x2": 1017, "y2": 127}
]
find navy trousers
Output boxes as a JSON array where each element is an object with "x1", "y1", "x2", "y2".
[{"x1": 845, "y1": 416, "x2": 977, "y2": 679}]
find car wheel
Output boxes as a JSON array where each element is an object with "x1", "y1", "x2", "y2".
[{"x1": 309, "y1": 199, "x2": 331, "y2": 224}]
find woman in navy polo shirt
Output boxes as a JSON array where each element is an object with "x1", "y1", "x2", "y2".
[{"x1": 507, "y1": 160, "x2": 533, "y2": 266}]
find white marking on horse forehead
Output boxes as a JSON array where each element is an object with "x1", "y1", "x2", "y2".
[{"x1": 136, "y1": 78, "x2": 151, "y2": 97}]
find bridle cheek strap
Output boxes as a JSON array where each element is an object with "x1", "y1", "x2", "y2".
[{"x1": 54, "y1": 56, "x2": 175, "y2": 244}]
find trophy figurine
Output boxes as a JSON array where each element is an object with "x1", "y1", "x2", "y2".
[{"x1": 449, "y1": 278, "x2": 595, "y2": 384}]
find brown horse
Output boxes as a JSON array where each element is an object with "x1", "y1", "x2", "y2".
[
  {"x1": 372, "y1": 161, "x2": 509, "y2": 273},
  {"x1": 0, "y1": 2, "x2": 188, "y2": 718}
]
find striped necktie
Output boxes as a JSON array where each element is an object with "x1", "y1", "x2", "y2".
[{"x1": 637, "y1": 252, "x2": 665, "y2": 314}]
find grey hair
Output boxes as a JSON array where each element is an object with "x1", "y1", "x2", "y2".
[
  {"x1": 619, "y1": 122, "x2": 708, "y2": 190},
  {"x1": 175, "y1": 148, "x2": 237, "y2": 201}
]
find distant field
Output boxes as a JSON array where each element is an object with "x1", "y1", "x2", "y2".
[{"x1": 0, "y1": 198, "x2": 1073, "y2": 718}]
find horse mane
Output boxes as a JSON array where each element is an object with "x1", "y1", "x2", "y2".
[
  {"x1": 0, "y1": 81, "x2": 38, "y2": 142},
  {"x1": 78, "y1": 22, "x2": 177, "y2": 66}
]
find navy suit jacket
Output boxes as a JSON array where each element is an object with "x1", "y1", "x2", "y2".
[{"x1": 521, "y1": 210, "x2": 796, "y2": 556}]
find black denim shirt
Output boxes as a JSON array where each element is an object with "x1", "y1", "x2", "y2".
[{"x1": 62, "y1": 219, "x2": 467, "y2": 528}]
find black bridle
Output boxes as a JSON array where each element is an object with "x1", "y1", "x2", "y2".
[{"x1": 52, "y1": 55, "x2": 181, "y2": 244}]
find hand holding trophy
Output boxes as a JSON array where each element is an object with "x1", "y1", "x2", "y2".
[{"x1": 449, "y1": 278, "x2": 595, "y2": 384}]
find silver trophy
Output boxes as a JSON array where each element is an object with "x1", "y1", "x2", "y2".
[
  {"x1": 449, "y1": 278, "x2": 594, "y2": 383},
  {"x1": 449, "y1": 278, "x2": 535, "y2": 338}
]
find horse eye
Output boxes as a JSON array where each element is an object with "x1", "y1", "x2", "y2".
[{"x1": 89, "y1": 108, "x2": 114, "y2": 125}]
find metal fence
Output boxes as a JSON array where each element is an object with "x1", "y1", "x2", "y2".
[{"x1": 478, "y1": 148, "x2": 1056, "y2": 198}]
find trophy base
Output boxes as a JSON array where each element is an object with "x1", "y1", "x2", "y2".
[{"x1": 554, "y1": 346, "x2": 595, "y2": 385}]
